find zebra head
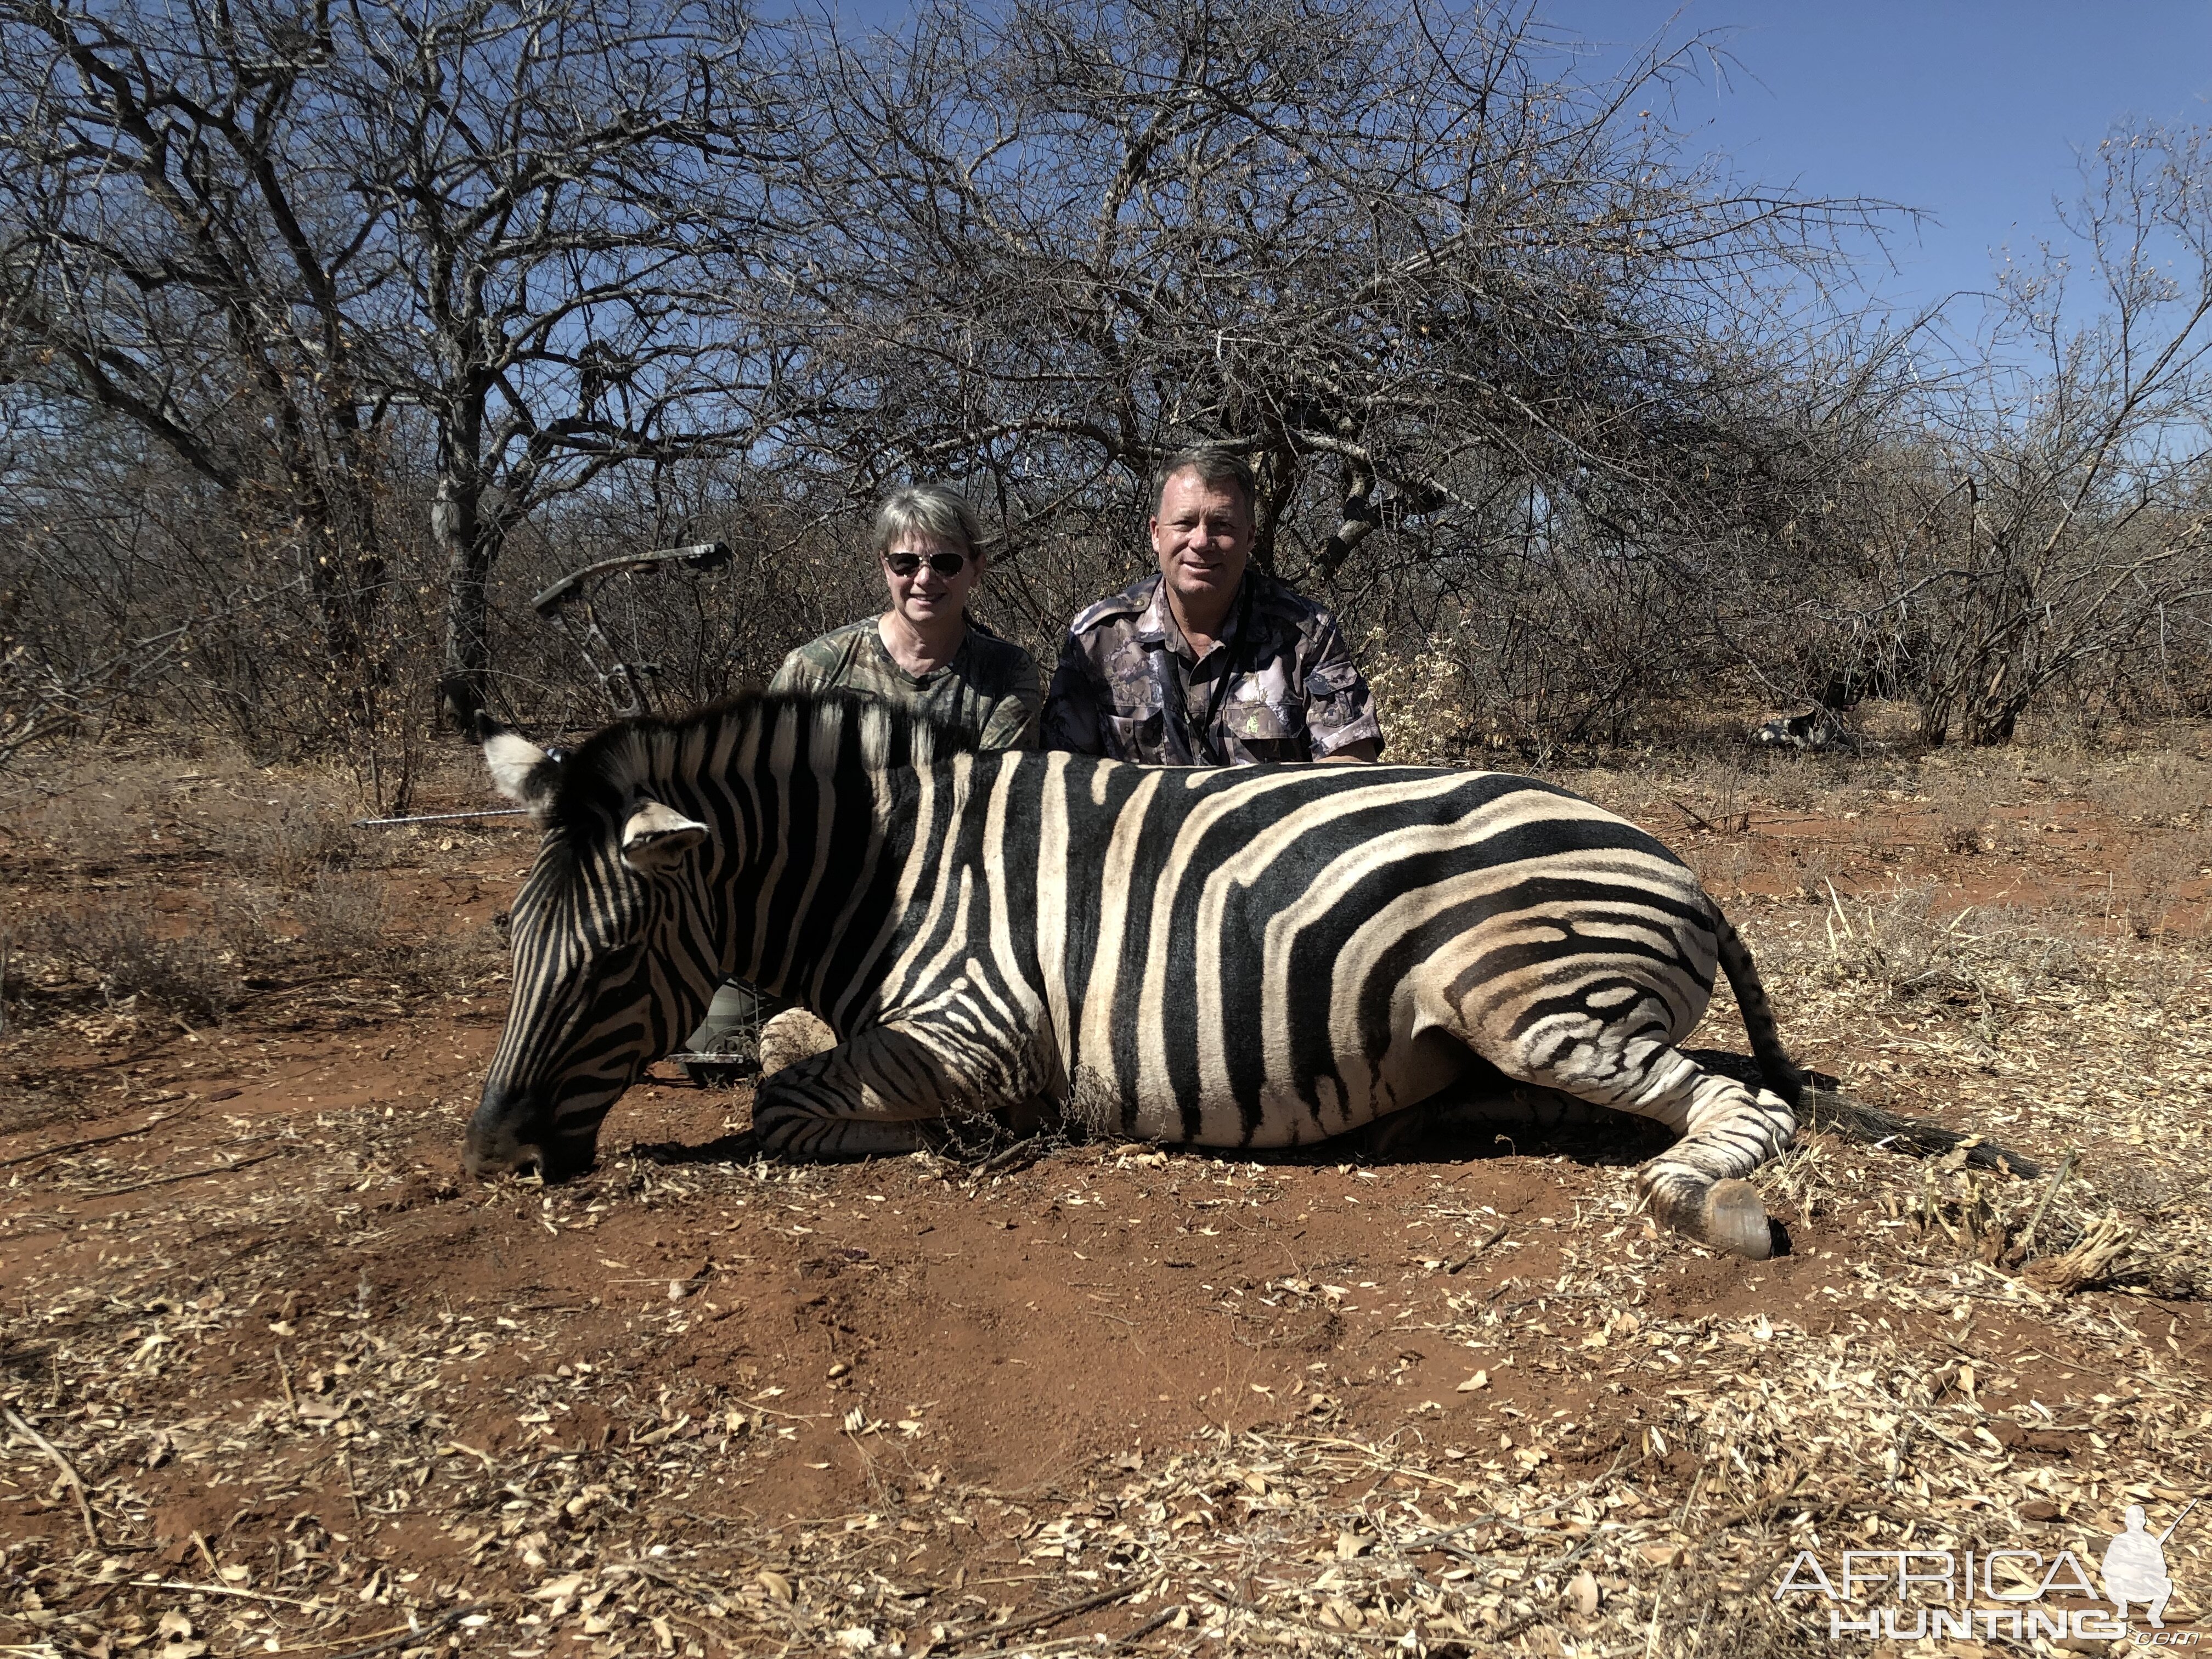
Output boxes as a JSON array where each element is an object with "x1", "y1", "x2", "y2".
[{"x1": 465, "y1": 721, "x2": 720, "y2": 1181}]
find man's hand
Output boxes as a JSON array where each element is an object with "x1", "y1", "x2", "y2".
[{"x1": 1319, "y1": 738, "x2": 1381, "y2": 764}]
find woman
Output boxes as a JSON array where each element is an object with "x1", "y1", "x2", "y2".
[
  {"x1": 683, "y1": 484, "x2": 1040, "y2": 1077},
  {"x1": 767, "y1": 483, "x2": 1039, "y2": 748}
]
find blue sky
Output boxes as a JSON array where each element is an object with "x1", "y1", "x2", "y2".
[{"x1": 1553, "y1": 1, "x2": 2212, "y2": 324}]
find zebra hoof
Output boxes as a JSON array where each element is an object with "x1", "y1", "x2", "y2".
[{"x1": 1696, "y1": 1178, "x2": 1775, "y2": 1260}]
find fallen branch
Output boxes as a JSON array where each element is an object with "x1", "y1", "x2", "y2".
[
  {"x1": 75, "y1": 1150, "x2": 284, "y2": 1199},
  {"x1": 136, "y1": 1579, "x2": 319, "y2": 1609},
  {"x1": 0, "y1": 1119, "x2": 166, "y2": 1171},
  {"x1": 1018, "y1": 1576, "x2": 1151, "y2": 1632},
  {"x1": 314, "y1": 1603, "x2": 485, "y2": 1659},
  {"x1": 1445, "y1": 1223, "x2": 1508, "y2": 1273},
  {"x1": 1119, "y1": 1605, "x2": 1186, "y2": 1647},
  {"x1": 2019, "y1": 1148, "x2": 2080, "y2": 1255},
  {"x1": 975, "y1": 1135, "x2": 1047, "y2": 1177},
  {"x1": 2, "y1": 1404, "x2": 99, "y2": 1545}
]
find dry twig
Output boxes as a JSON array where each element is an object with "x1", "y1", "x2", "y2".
[{"x1": 2, "y1": 1404, "x2": 99, "y2": 1544}]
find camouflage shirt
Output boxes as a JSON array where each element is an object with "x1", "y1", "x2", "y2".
[
  {"x1": 1040, "y1": 569, "x2": 1383, "y2": 764},
  {"x1": 768, "y1": 617, "x2": 1040, "y2": 751}
]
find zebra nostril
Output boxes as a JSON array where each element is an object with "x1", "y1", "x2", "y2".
[{"x1": 463, "y1": 1089, "x2": 552, "y2": 1181}]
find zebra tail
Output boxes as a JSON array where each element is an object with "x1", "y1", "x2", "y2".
[
  {"x1": 1711, "y1": 902, "x2": 1804, "y2": 1109},
  {"x1": 1799, "y1": 1086, "x2": 2044, "y2": 1177},
  {"x1": 1711, "y1": 902, "x2": 2044, "y2": 1179}
]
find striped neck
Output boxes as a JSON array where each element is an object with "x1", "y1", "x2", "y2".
[{"x1": 607, "y1": 695, "x2": 935, "y2": 1020}]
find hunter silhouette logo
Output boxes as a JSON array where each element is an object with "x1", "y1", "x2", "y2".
[
  {"x1": 1775, "y1": 1496, "x2": 2201, "y2": 1642},
  {"x1": 2106, "y1": 1500, "x2": 2195, "y2": 1629}
]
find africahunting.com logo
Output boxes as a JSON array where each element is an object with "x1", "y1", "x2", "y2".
[{"x1": 1775, "y1": 1499, "x2": 2200, "y2": 1644}]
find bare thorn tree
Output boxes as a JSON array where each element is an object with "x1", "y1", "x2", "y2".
[
  {"x1": 775, "y1": 0, "x2": 1900, "y2": 653},
  {"x1": 1855, "y1": 121, "x2": 2212, "y2": 745},
  {"x1": 1, "y1": 0, "x2": 799, "y2": 730}
]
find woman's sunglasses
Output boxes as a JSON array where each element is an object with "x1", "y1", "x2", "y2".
[{"x1": 883, "y1": 549, "x2": 969, "y2": 578}]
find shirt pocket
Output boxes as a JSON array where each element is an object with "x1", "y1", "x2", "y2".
[
  {"x1": 1221, "y1": 696, "x2": 1306, "y2": 763},
  {"x1": 1107, "y1": 709, "x2": 1165, "y2": 762},
  {"x1": 1223, "y1": 696, "x2": 1299, "y2": 742}
]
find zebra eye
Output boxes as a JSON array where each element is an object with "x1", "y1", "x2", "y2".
[{"x1": 591, "y1": 940, "x2": 645, "y2": 974}]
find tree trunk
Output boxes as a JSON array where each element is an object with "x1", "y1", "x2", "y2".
[
  {"x1": 1960, "y1": 658, "x2": 2022, "y2": 746},
  {"x1": 435, "y1": 407, "x2": 493, "y2": 732},
  {"x1": 1962, "y1": 706, "x2": 2018, "y2": 746},
  {"x1": 1915, "y1": 689, "x2": 1953, "y2": 746}
]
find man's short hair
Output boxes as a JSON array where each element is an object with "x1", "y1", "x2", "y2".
[
  {"x1": 874, "y1": 483, "x2": 984, "y2": 561},
  {"x1": 1152, "y1": 446, "x2": 1255, "y2": 517}
]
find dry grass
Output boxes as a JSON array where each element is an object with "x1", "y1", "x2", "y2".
[
  {"x1": 2089, "y1": 750, "x2": 2212, "y2": 829},
  {"x1": 214, "y1": 779, "x2": 365, "y2": 887},
  {"x1": 1768, "y1": 882, "x2": 2092, "y2": 1006},
  {"x1": 287, "y1": 870, "x2": 397, "y2": 963},
  {"x1": 17, "y1": 898, "x2": 246, "y2": 1025},
  {"x1": 2112, "y1": 831, "x2": 2212, "y2": 939}
]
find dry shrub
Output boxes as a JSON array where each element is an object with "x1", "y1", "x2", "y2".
[
  {"x1": 1773, "y1": 881, "x2": 2088, "y2": 1004},
  {"x1": 1683, "y1": 838, "x2": 1754, "y2": 902},
  {"x1": 1361, "y1": 637, "x2": 1474, "y2": 765},
  {"x1": 217, "y1": 777, "x2": 362, "y2": 887},
  {"x1": 1751, "y1": 754, "x2": 1831, "y2": 811},
  {"x1": 2113, "y1": 831, "x2": 2211, "y2": 939},
  {"x1": 404, "y1": 913, "x2": 510, "y2": 995},
  {"x1": 2091, "y1": 751, "x2": 2211, "y2": 827},
  {"x1": 289, "y1": 870, "x2": 393, "y2": 963},
  {"x1": 1667, "y1": 754, "x2": 1754, "y2": 833},
  {"x1": 1541, "y1": 763, "x2": 1662, "y2": 822},
  {"x1": 29, "y1": 898, "x2": 242, "y2": 1023},
  {"x1": 10, "y1": 766, "x2": 161, "y2": 851},
  {"x1": 1927, "y1": 768, "x2": 2007, "y2": 855},
  {"x1": 1787, "y1": 845, "x2": 1841, "y2": 905}
]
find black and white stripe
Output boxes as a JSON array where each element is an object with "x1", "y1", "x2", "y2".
[{"x1": 467, "y1": 693, "x2": 1800, "y2": 1257}]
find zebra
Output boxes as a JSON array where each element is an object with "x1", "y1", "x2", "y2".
[{"x1": 469, "y1": 691, "x2": 1808, "y2": 1259}]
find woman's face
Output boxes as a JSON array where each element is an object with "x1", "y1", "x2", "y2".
[{"x1": 882, "y1": 533, "x2": 982, "y2": 630}]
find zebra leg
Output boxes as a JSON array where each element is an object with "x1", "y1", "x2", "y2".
[
  {"x1": 751, "y1": 1020, "x2": 1024, "y2": 1160},
  {"x1": 1505, "y1": 1036, "x2": 1795, "y2": 1259}
]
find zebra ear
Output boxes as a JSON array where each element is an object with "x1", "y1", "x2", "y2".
[
  {"x1": 482, "y1": 725, "x2": 559, "y2": 814},
  {"x1": 621, "y1": 800, "x2": 709, "y2": 874}
]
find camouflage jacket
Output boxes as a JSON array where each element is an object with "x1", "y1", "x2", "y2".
[
  {"x1": 1039, "y1": 569, "x2": 1383, "y2": 764},
  {"x1": 769, "y1": 618, "x2": 1040, "y2": 751}
]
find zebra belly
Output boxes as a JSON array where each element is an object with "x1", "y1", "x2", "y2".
[{"x1": 1019, "y1": 758, "x2": 1722, "y2": 1150}]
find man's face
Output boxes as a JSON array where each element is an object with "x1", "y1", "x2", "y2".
[{"x1": 1150, "y1": 469, "x2": 1251, "y2": 620}]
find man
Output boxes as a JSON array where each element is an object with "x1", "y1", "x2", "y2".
[
  {"x1": 1041, "y1": 448, "x2": 1383, "y2": 764},
  {"x1": 2102, "y1": 1505, "x2": 2175, "y2": 1628}
]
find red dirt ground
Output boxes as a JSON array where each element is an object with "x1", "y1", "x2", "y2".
[{"x1": 3, "y1": 741, "x2": 2209, "y2": 1657}]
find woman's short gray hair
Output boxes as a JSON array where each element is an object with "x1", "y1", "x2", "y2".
[{"x1": 873, "y1": 484, "x2": 983, "y2": 561}]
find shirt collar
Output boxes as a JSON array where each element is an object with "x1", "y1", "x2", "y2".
[
  {"x1": 870, "y1": 617, "x2": 969, "y2": 684},
  {"x1": 1141, "y1": 571, "x2": 1250, "y2": 662}
]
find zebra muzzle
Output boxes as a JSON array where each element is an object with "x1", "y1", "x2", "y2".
[{"x1": 464, "y1": 1092, "x2": 559, "y2": 1181}]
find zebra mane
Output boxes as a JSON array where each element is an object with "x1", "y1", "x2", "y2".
[{"x1": 540, "y1": 689, "x2": 977, "y2": 841}]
